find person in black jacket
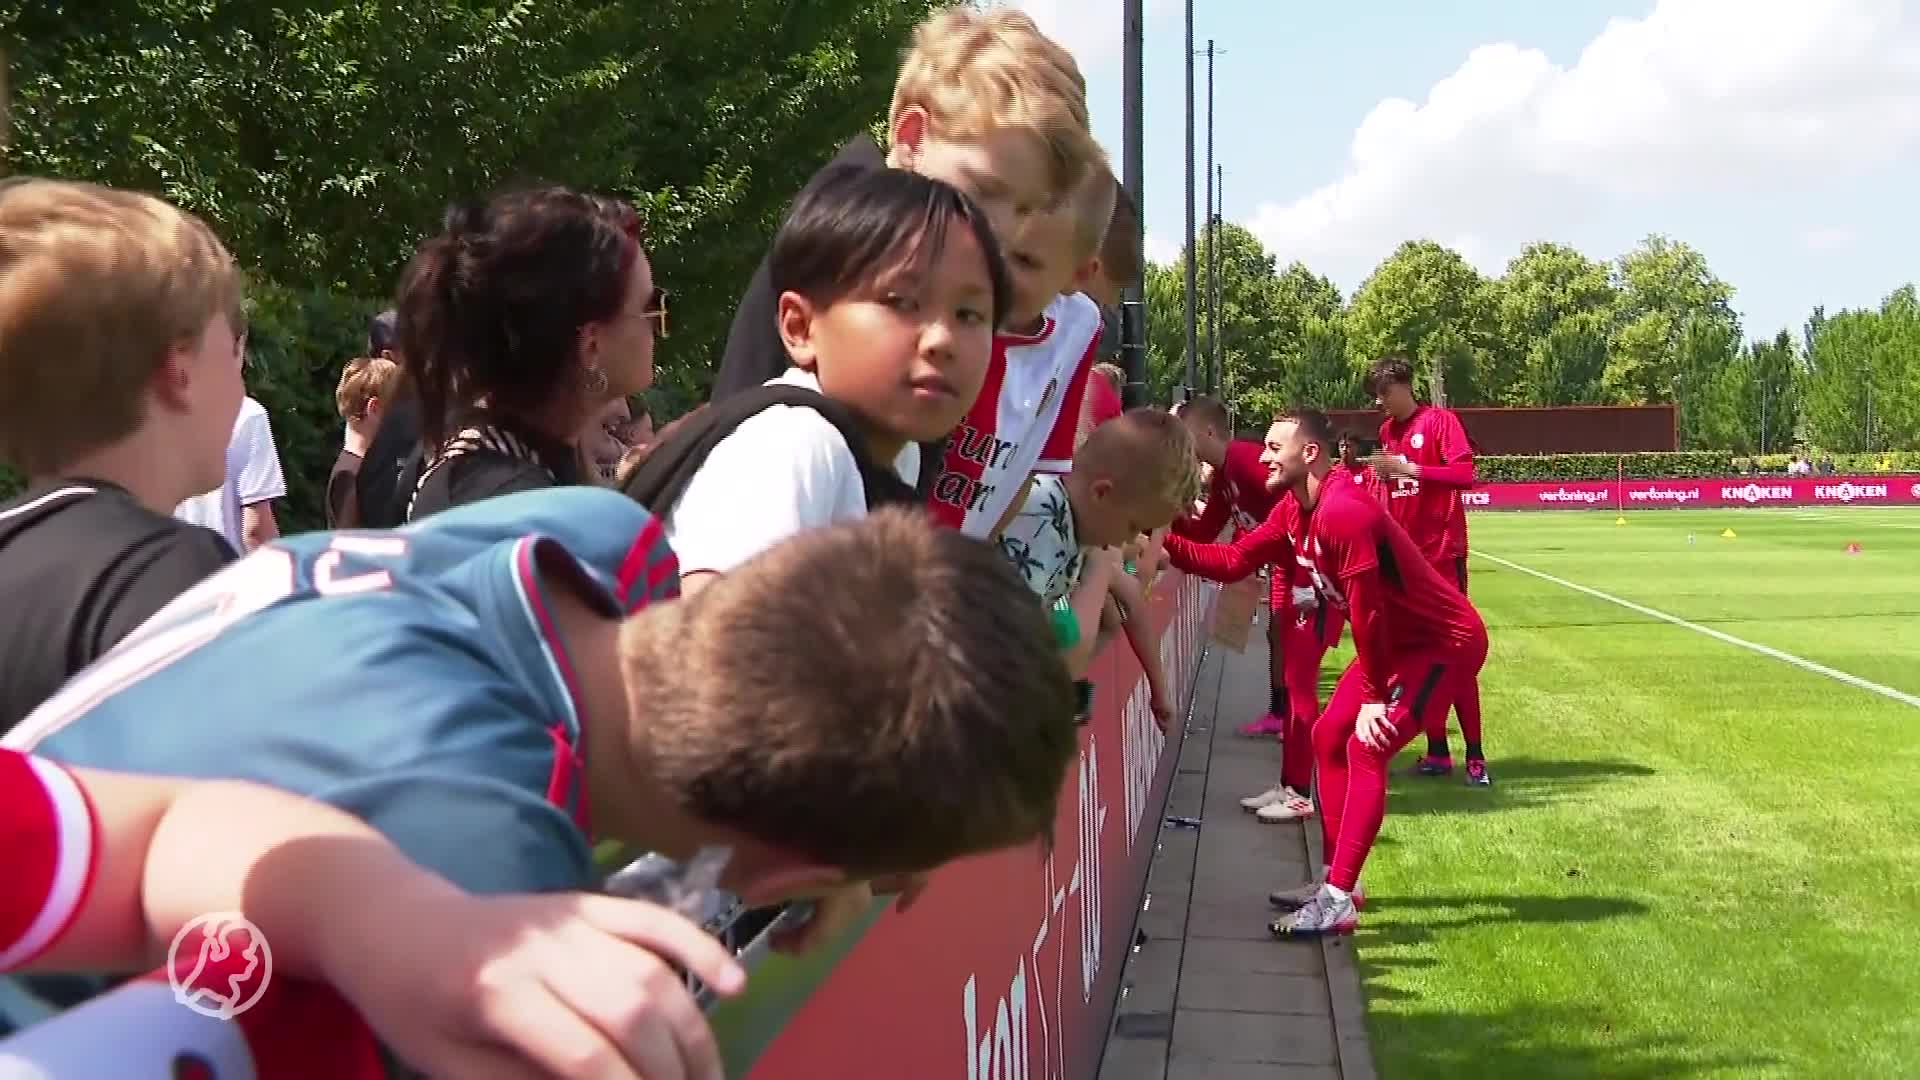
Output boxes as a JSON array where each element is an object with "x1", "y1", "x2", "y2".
[
  {"x1": 394, "y1": 188, "x2": 668, "y2": 521},
  {"x1": 0, "y1": 178, "x2": 241, "y2": 733}
]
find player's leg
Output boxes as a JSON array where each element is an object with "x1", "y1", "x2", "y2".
[
  {"x1": 1274, "y1": 653, "x2": 1446, "y2": 939},
  {"x1": 1452, "y1": 556, "x2": 1491, "y2": 786},
  {"x1": 1255, "y1": 604, "x2": 1329, "y2": 823},
  {"x1": 1410, "y1": 555, "x2": 1463, "y2": 777},
  {"x1": 1268, "y1": 663, "x2": 1363, "y2": 914},
  {"x1": 1237, "y1": 573, "x2": 1286, "y2": 738}
]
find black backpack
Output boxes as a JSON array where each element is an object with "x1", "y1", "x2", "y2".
[{"x1": 621, "y1": 383, "x2": 920, "y2": 517}]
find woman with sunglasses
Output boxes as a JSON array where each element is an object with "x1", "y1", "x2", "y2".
[{"x1": 393, "y1": 188, "x2": 670, "y2": 521}]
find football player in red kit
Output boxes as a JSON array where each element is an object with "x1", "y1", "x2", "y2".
[
  {"x1": 1171, "y1": 396, "x2": 1296, "y2": 742},
  {"x1": 1365, "y1": 357, "x2": 1490, "y2": 786},
  {"x1": 1262, "y1": 408, "x2": 1487, "y2": 936}
]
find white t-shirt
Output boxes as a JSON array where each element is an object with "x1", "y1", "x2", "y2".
[
  {"x1": 666, "y1": 368, "x2": 915, "y2": 577},
  {"x1": 174, "y1": 397, "x2": 287, "y2": 550}
]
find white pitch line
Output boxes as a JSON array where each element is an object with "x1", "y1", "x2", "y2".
[{"x1": 1475, "y1": 550, "x2": 1920, "y2": 711}]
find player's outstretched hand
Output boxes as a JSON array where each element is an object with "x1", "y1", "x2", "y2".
[{"x1": 328, "y1": 891, "x2": 744, "y2": 1080}]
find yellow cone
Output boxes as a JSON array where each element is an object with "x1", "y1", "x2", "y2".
[
  {"x1": 1615, "y1": 516, "x2": 1626, "y2": 525},
  {"x1": 1721, "y1": 528, "x2": 1737, "y2": 538}
]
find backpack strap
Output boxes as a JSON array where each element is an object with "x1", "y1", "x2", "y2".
[
  {"x1": 407, "y1": 424, "x2": 556, "y2": 521},
  {"x1": 622, "y1": 384, "x2": 918, "y2": 517}
]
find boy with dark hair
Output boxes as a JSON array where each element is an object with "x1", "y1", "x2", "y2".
[
  {"x1": 709, "y1": 4, "x2": 1103, "y2": 405},
  {"x1": 8, "y1": 490, "x2": 1080, "y2": 951},
  {"x1": 1363, "y1": 355, "x2": 1489, "y2": 786},
  {"x1": 0, "y1": 179, "x2": 241, "y2": 734}
]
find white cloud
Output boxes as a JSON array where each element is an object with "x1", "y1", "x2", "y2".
[
  {"x1": 1248, "y1": 0, "x2": 1920, "y2": 287},
  {"x1": 1143, "y1": 230, "x2": 1180, "y2": 266}
]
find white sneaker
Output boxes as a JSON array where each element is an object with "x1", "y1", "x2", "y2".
[
  {"x1": 1270, "y1": 875, "x2": 1365, "y2": 911},
  {"x1": 1255, "y1": 788, "x2": 1316, "y2": 823},
  {"x1": 1239, "y1": 785, "x2": 1288, "y2": 812},
  {"x1": 1269, "y1": 884, "x2": 1358, "y2": 938}
]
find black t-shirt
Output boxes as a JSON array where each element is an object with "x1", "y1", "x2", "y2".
[
  {"x1": 355, "y1": 394, "x2": 423, "y2": 529},
  {"x1": 325, "y1": 448, "x2": 363, "y2": 528},
  {"x1": 709, "y1": 135, "x2": 888, "y2": 402},
  {"x1": 0, "y1": 480, "x2": 236, "y2": 734}
]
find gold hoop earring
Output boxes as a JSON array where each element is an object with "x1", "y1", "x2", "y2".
[{"x1": 582, "y1": 367, "x2": 609, "y2": 396}]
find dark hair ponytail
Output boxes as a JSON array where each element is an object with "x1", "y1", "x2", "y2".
[{"x1": 395, "y1": 187, "x2": 642, "y2": 446}]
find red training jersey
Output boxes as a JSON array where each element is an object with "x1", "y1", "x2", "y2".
[
  {"x1": 1173, "y1": 438, "x2": 1281, "y2": 542},
  {"x1": 1377, "y1": 404, "x2": 1475, "y2": 561},
  {"x1": 1301, "y1": 472, "x2": 1485, "y2": 701}
]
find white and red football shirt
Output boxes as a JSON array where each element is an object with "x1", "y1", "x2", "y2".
[
  {"x1": 0, "y1": 749, "x2": 96, "y2": 973},
  {"x1": 923, "y1": 292, "x2": 1101, "y2": 538}
]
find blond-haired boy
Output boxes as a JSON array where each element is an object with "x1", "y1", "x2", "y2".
[
  {"x1": 0, "y1": 178, "x2": 242, "y2": 733},
  {"x1": 327, "y1": 353, "x2": 402, "y2": 527}
]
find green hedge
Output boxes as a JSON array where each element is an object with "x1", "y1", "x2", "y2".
[
  {"x1": 1479, "y1": 452, "x2": 1730, "y2": 483},
  {"x1": 1479, "y1": 450, "x2": 1920, "y2": 482}
]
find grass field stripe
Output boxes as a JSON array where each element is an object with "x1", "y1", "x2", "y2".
[{"x1": 1475, "y1": 550, "x2": 1920, "y2": 711}]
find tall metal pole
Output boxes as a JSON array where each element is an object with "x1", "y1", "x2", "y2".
[
  {"x1": 1198, "y1": 42, "x2": 1213, "y2": 397},
  {"x1": 1203, "y1": 40, "x2": 1215, "y2": 395},
  {"x1": 1120, "y1": 0, "x2": 1147, "y2": 408},
  {"x1": 1182, "y1": 0, "x2": 1197, "y2": 400},
  {"x1": 1215, "y1": 164, "x2": 1225, "y2": 400}
]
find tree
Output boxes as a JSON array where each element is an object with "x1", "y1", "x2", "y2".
[
  {"x1": 1344, "y1": 240, "x2": 1494, "y2": 405},
  {"x1": 1487, "y1": 242, "x2": 1619, "y2": 405},
  {"x1": 1605, "y1": 235, "x2": 1738, "y2": 404},
  {"x1": 6, "y1": 0, "x2": 943, "y2": 403},
  {"x1": 1802, "y1": 286, "x2": 1919, "y2": 452}
]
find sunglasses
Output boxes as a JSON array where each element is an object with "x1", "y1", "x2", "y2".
[{"x1": 642, "y1": 287, "x2": 671, "y2": 339}]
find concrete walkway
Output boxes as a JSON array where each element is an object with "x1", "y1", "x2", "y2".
[{"x1": 1099, "y1": 609, "x2": 1377, "y2": 1080}]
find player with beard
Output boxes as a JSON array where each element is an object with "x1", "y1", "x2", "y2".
[
  {"x1": 1251, "y1": 407, "x2": 1486, "y2": 936},
  {"x1": 1364, "y1": 357, "x2": 1489, "y2": 786}
]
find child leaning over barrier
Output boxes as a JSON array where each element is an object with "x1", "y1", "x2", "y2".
[
  {"x1": 998, "y1": 408, "x2": 1200, "y2": 730},
  {"x1": 6, "y1": 491, "x2": 1081, "y2": 1074}
]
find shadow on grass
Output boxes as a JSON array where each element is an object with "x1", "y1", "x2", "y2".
[
  {"x1": 1356, "y1": 893, "x2": 1645, "y2": 998},
  {"x1": 1385, "y1": 755, "x2": 1656, "y2": 817},
  {"x1": 1365, "y1": 1001, "x2": 1782, "y2": 1080}
]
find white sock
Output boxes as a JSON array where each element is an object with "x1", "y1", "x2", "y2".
[{"x1": 1324, "y1": 882, "x2": 1351, "y2": 904}]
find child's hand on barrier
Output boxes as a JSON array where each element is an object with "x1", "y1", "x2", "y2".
[{"x1": 324, "y1": 889, "x2": 744, "y2": 1080}]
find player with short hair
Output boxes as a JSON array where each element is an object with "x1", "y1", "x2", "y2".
[{"x1": 1364, "y1": 356, "x2": 1489, "y2": 786}]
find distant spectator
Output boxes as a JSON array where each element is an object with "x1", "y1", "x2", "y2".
[
  {"x1": 174, "y1": 388, "x2": 287, "y2": 552},
  {"x1": 1817, "y1": 454, "x2": 1837, "y2": 475},
  {"x1": 397, "y1": 187, "x2": 664, "y2": 520},
  {"x1": 0, "y1": 178, "x2": 240, "y2": 733},
  {"x1": 616, "y1": 397, "x2": 654, "y2": 452},
  {"x1": 327, "y1": 354, "x2": 401, "y2": 527},
  {"x1": 585, "y1": 397, "x2": 636, "y2": 484},
  {"x1": 1788, "y1": 455, "x2": 1811, "y2": 476}
]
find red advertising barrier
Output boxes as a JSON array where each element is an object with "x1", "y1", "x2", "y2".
[
  {"x1": 1463, "y1": 474, "x2": 1920, "y2": 511},
  {"x1": 744, "y1": 573, "x2": 1216, "y2": 1080}
]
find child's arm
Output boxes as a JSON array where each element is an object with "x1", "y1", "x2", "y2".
[
  {"x1": 1106, "y1": 572, "x2": 1175, "y2": 732},
  {"x1": 1059, "y1": 550, "x2": 1120, "y2": 678},
  {"x1": 7, "y1": 754, "x2": 742, "y2": 1080}
]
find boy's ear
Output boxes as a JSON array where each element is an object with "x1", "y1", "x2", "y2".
[
  {"x1": 1072, "y1": 256, "x2": 1100, "y2": 292},
  {"x1": 889, "y1": 105, "x2": 931, "y2": 168},
  {"x1": 1090, "y1": 476, "x2": 1116, "y2": 502},
  {"x1": 733, "y1": 862, "x2": 850, "y2": 908},
  {"x1": 775, "y1": 291, "x2": 822, "y2": 372}
]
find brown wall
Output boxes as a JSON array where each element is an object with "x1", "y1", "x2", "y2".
[{"x1": 1309, "y1": 405, "x2": 1678, "y2": 455}]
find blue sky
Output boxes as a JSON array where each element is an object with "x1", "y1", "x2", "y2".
[{"x1": 1010, "y1": 0, "x2": 1920, "y2": 341}]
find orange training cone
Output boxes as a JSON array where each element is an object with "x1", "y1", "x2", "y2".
[{"x1": 1846, "y1": 541, "x2": 1862, "y2": 555}]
